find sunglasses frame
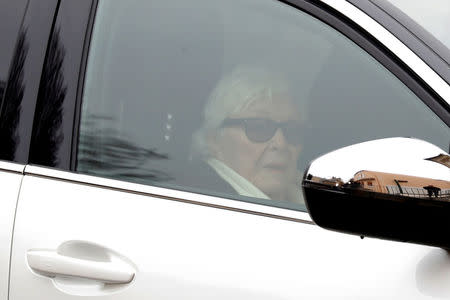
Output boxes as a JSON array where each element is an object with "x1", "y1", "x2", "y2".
[{"x1": 221, "y1": 118, "x2": 303, "y2": 145}]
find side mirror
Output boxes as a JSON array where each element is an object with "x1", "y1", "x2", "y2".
[{"x1": 302, "y1": 137, "x2": 450, "y2": 248}]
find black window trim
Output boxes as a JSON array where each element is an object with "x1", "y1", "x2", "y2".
[
  {"x1": 71, "y1": 0, "x2": 99, "y2": 170},
  {"x1": 0, "y1": 0, "x2": 60, "y2": 164},
  {"x1": 28, "y1": 0, "x2": 97, "y2": 170}
]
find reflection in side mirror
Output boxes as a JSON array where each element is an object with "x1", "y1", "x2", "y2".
[{"x1": 302, "y1": 137, "x2": 450, "y2": 248}]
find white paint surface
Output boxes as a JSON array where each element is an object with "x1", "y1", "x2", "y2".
[
  {"x1": 9, "y1": 173, "x2": 450, "y2": 299},
  {"x1": 0, "y1": 169, "x2": 23, "y2": 300}
]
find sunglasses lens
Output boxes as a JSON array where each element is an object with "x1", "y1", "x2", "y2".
[
  {"x1": 223, "y1": 118, "x2": 302, "y2": 145},
  {"x1": 245, "y1": 119, "x2": 277, "y2": 143}
]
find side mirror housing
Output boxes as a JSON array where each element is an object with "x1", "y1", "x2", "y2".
[{"x1": 303, "y1": 137, "x2": 450, "y2": 248}]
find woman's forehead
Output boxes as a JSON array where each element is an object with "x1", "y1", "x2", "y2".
[{"x1": 232, "y1": 95, "x2": 301, "y2": 120}]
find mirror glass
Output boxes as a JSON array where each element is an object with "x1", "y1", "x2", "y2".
[{"x1": 304, "y1": 137, "x2": 449, "y2": 200}]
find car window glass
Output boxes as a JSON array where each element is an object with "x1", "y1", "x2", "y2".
[
  {"x1": 77, "y1": 0, "x2": 449, "y2": 212},
  {"x1": 0, "y1": 0, "x2": 28, "y2": 111}
]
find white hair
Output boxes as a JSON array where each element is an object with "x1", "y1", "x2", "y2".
[{"x1": 191, "y1": 66, "x2": 296, "y2": 159}]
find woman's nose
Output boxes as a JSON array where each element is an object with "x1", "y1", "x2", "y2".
[{"x1": 269, "y1": 128, "x2": 288, "y2": 148}]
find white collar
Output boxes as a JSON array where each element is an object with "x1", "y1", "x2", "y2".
[{"x1": 207, "y1": 158, "x2": 270, "y2": 199}]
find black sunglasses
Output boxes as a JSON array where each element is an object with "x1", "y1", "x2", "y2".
[{"x1": 221, "y1": 118, "x2": 303, "y2": 145}]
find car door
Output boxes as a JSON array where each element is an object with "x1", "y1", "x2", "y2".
[
  {"x1": 9, "y1": 0, "x2": 450, "y2": 299},
  {"x1": 0, "y1": 2, "x2": 27, "y2": 298},
  {"x1": 0, "y1": 162, "x2": 23, "y2": 300}
]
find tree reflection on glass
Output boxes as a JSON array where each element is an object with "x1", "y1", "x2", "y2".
[
  {"x1": 0, "y1": 80, "x2": 5, "y2": 102},
  {"x1": 0, "y1": 30, "x2": 28, "y2": 161},
  {"x1": 30, "y1": 28, "x2": 66, "y2": 166},
  {"x1": 77, "y1": 114, "x2": 172, "y2": 184}
]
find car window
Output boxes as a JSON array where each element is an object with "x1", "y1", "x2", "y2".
[
  {"x1": 76, "y1": 0, "x2": 449, "y2": 212},
  {"x1": 0, "y1": 0, "x2": 28, "y2": 103},
  {"x1": 0, "y1": 0, "x2": 29, "y2": 162}
]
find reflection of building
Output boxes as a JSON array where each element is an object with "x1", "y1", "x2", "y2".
[
  {"x1": 352, "y1": 170, "x2": 450, "y2": 198},
  {"x1": 426, "y1": 153, "x2": 450, "y2": 168},
  {"x1": 307, "y1": 174, "x2": 344, "y2": 187}
]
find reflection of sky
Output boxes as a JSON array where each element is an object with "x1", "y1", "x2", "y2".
[
  {"x1": 387, "y1": 0, "x2": 450, "y2": 49},
  {"x1": 308, "y1": 138, "x2": 450, "y2": 182}
]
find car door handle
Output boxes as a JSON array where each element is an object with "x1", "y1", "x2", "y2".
[{"x1": 27, "y1": 249, "x2": 135, "y2": 284}]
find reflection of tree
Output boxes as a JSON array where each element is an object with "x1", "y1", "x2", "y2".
[
  {"x1": 30, "y1": 28, "x2": 66, "y2": 166},
  {"x1": 77, "y1": 115, "x2": 172, "y2": 183},
  {"x1": 0, "y1": 80, "x2": 5, "y2": 102},
  {"x1": 0, "y1": 30, "x2": 28, "y2": 160},
  {"x1": 306, "y1": 174, "x2": 345, "y2": 188}
]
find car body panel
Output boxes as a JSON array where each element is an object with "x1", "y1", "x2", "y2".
[
  {"x1": 0, "y1": 162, "x2": 23, "y2": 300},
  {"x1": 10, "y1": 169, "x2": 448, "y2": 299}
]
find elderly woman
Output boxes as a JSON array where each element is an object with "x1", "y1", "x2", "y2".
[{"x1": 191, "y1": 66, "x2": 304, "y2": 204}]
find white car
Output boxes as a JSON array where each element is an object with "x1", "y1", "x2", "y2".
[{"x1": 0, "y1": 0, "x2": 449, "y2": 299}]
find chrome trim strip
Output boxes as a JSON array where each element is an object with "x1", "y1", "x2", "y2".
[
  {"x1": 0, "y1": 161, "x2": 25, "y2": 174},
  {"x1": 24, "y1": 165, "x2": 313, "y2": 224},
  {"x1": 320, "y1": 0, "x2": 450, "y2": 105}
]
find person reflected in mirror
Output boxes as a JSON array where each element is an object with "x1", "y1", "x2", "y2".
[
  {"x1": 191, "y1": 66, "x2": 304, "y2": 203},
  {"x1": 423, "y1": 185, "x2": 441, "y2": 198}
]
